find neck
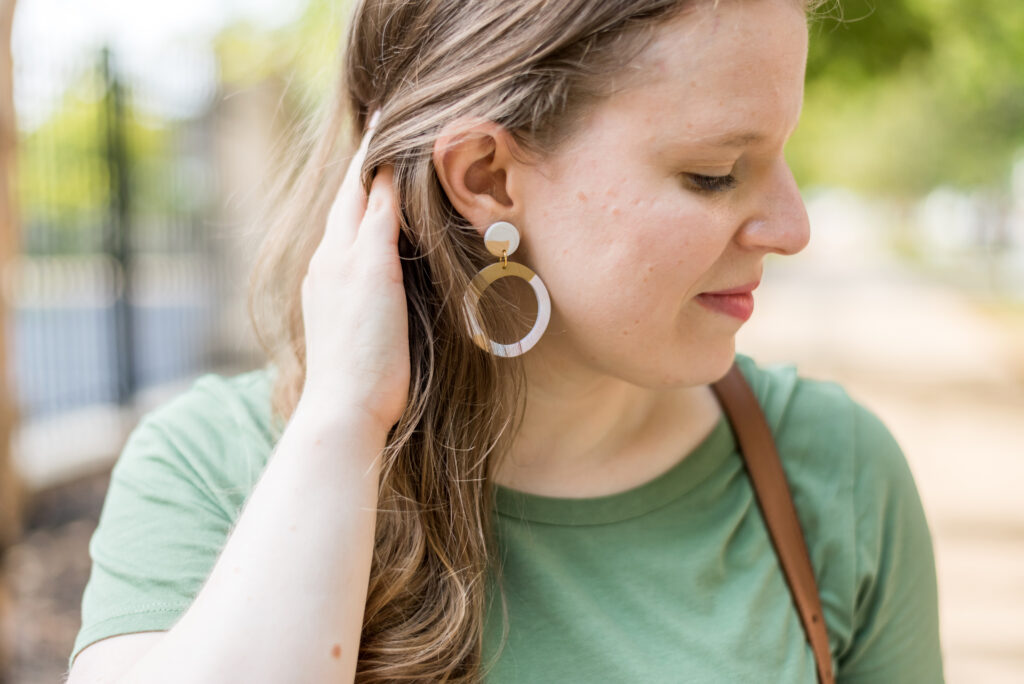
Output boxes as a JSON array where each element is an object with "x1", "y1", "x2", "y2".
[{"x1": 492, "y1": 343, "x2": 722, "y2": 497}]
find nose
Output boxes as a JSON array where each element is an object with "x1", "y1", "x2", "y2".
[{"x1": 736, "y1": 159, "x2": 810, "y2": 256}]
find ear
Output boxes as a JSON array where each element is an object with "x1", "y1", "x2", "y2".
[{"x1": 432, "y1": 119, "x2": 527, "y2": 232}]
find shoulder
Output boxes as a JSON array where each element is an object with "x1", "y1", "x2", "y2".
[
  {"x1": 732, "y1": 352, "x2": 919, "y2": 538},
  {"x1": 137, "y1": 364, "x2": 280, "y2": 444},
  {"x1": 69, "y1": 365, "x2": 282, "y2": 670},
  {"x1": 732, "y1": 353, "x2": 939, "y2": 672},
  {"x1": 112, "y1": 364, "x2": 281, "y2": 519},
  {"x1": 732, "y1": 351, "x2": 910, "y2": 490}
]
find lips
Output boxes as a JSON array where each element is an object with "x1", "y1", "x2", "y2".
[
  {"x1": 701, "y1": 279, "x2": 761, "y2": 295},
  {"x1": 695, "y1": 291, "x2": 755, "y2": 321},
  {"x1": 695, "y1": 278, "x2": 760, "y2": 322}
]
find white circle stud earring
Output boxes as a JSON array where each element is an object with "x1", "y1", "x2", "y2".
[{"x1": 462, "y1": 221, "x2": 551, "y2": 358}]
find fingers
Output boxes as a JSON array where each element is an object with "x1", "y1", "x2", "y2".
[
  {"x1": 320, "y1": 111, "x2": 381, "y2": 252},
  {"x1": 355, "y1": 166, "x2": 401, "y2": 253}
]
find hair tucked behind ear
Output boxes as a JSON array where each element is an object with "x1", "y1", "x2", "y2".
[{"x1": 247, "y1": 0, "x2": 831, "y2": 680}]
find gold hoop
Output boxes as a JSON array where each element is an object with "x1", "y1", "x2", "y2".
[{"x1": 462, "y1": 261, "x2": 551, "y2": 358}]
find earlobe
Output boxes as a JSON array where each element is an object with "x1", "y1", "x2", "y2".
[{"x1": 432, "y1": 120, "x2": 520, "y2": 230}]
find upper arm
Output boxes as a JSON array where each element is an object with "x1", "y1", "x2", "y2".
[
  {"x1": 836, "y1": 403, "x2": 945, "y2": 683},
  {"x1": 66, "y1": 632, "x2": 166, "y2": 684}
]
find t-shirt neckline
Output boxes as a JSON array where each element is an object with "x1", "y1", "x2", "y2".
[{"x1": 492, "y1": 413, "x2": 735, "y2": 526}]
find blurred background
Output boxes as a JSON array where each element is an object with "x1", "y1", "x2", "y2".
[{"x1": 0, "y1": 0, "x2": 1020, "y2": 681}]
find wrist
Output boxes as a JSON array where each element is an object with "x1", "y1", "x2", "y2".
[{"x1": 292, "y1": 395, "x2": 392, "y2": 445}]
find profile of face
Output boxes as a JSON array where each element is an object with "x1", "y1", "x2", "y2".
[{"x1": 438, "y1": 0, "x2": 811, "y2": 389}]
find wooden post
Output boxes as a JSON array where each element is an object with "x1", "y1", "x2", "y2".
[{"x1": 0, "y1": 0, "x2": 25, "y2": 677}]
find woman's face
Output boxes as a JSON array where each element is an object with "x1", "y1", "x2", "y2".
[{"x1": 510, "y1": 0, "x2": 811, "y2": 387}]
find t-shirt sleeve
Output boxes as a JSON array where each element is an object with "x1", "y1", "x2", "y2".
[
  {"x1": 68, "y1": 377, "x2": 267, "y2": 670},
  {"x1": 836, "y1": 402, "x2": 945, "y2": 683}
]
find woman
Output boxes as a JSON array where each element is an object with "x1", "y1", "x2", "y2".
[{"x1": 67, "y1": 0, "x2": 944, "y2": 681}]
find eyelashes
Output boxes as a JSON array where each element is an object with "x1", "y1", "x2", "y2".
[{"x1": 685, "y1": 173, "x2": 738, "y2": 194}]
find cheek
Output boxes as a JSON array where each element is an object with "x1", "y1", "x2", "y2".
[{"x1": 526, "y1": 180, "x2": 720, "y2": 327}]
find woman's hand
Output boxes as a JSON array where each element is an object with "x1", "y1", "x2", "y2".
[{"x1": 298, "y1": 117, "x2": 411, "y2": 433}]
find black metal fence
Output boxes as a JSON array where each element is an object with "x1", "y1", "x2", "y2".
[{"x1": 10, "y1": 45, "x2": 234, "y2": 421}]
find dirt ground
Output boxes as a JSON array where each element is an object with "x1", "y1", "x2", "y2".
[{"x1": 2, "y1": 471, "x2": 110, "y2": 683}]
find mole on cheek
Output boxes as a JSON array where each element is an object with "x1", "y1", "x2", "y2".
[
  {"x1": 331, "y1": 644, "x2": 342, "y2": 659},
  {"x1": 577, "y1": 191, "x2": 588, "y2": 202}
]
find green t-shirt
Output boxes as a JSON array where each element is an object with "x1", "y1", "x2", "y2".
[{"x1": 70, "y1": 353, "x2": 944, "y2": 682}]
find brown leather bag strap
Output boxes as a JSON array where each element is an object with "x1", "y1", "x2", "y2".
[{"x1": 710, "y1": 361, "x2": 836, "y2": 684}]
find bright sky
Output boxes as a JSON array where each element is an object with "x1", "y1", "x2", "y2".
[{"x1": 13, "y1": 0, "x2": 305, "y2": 125}]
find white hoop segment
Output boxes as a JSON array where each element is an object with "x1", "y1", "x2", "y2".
[
  {"x1": 483, "y1": 220, "x2": 520, "y2": 257},
  {"x1": 463, "y1": 261, "x2": 551, "y2": 358}
]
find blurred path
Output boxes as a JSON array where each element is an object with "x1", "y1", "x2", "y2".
[{"x1": 738, "y1": 234, "x2": 1024, "y2": 683}]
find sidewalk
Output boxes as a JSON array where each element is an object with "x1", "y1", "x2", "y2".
[{"x1": 738, "y1": 239, "x2": 1024, "y2": 683}]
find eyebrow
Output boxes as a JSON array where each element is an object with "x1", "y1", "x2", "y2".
[{"x1": 698, "y1": 131, "x2": 767, "y2": 148}]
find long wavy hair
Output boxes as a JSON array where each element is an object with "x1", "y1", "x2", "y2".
[{"x1": 247, "y1": 0, "x2": 830, "y2": 680}]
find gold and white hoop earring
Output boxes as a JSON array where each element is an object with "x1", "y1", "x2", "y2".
[{"x1": 462, "y1": 221, "x2": 551, "y2": 358}]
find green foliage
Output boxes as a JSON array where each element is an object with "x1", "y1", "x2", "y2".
[
  {"x1": 17, "y1": 67, "x2": 109, "y2": 243},
  {"x1": 791, "y1": 0, "x2": 1024, "y2": 195},
  {"x1": 805, "y1": 0, "x2": 934, "y2": 85},
  {"x1": 17, "y1": 59, "x2": 199, "y2": 253},
  {"x1": 214, "y1": 0, "x2": 346, "y2": 118}
]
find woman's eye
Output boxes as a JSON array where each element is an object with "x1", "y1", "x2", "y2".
[{"x1": 686, "y1": 173, "x2": 738, "y2": 193}]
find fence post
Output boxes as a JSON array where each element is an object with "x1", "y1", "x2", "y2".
[{"x1": 100, "y1": 47, "x2": 135, "y2": 405}]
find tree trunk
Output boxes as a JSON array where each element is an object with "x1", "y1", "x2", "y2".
[{"x1": 0, "y1": 0, "x2": 25, "y2": 678}]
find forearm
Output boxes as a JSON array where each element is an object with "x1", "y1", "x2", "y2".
[{"x1": 120, "y1": 402, "x2": 386, "y2": 684}]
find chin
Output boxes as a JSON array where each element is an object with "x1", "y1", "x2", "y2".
[
  {"x1": 672, "y1": 338, "x2": 738, "y2": 387},
  {"x1": 620, "y1": 341, "x2": 737, "y2": 390},
  {"x1": 708, "y1": 338, "x2": 739, "y2": 379}
]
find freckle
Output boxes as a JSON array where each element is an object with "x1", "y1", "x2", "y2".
[
  {"x1": 686, "y1": 123, "x2": 693, "y2": 129},
  {"x1": 634, "y1": 319, "x2": 640, "y2": 324},
  {"x1": 690, "y1": 80, "x2": 696, "y2": 88},
  {"x1": 562, "y1": 248, "x2": 568, "y2": 255},
  {"x1": 315, "y1": 439, "x2": 321, "y2": 446},
  {"x1": 577, "y1": 191, "x2": 587, "y2": 201},
  {"x1": 622, "y1": 330, "x2": 629, "y2": 336},
  {"x1": 289, "y1": 524, "x2": 297, "y2": 532},
  {"x1": 647, "y1": 265, "x2": 653, "y2": 272},
  {"x1": 642, "y1": 276, "x2": 648, "y2": 283},
  {"x1": 331, "y1": 644, "x2": 342, "y2": 659},
  {"x1": 611, "y1": 207, "x2": 620, "y2": 216}
]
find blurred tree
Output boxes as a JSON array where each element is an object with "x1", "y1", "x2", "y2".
[
  {"x1": 214, "y1": 0, "x2": 344, "y2": 121},
  {"x1": 17, "y1": 60, "x2": 175, "y2": 255},
  {"x1": 792, "y1": 0, "x2": 1024, "y2": 195},
  {"x1": 805, "y1": 0, "x2": 934, "y2": 85}
]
